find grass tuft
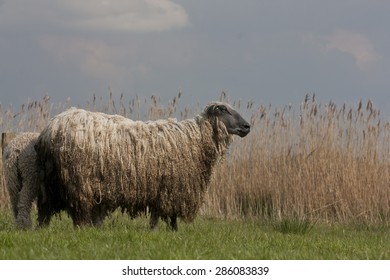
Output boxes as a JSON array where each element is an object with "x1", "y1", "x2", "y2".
[{"x1": 273, "y1": 217, "x2": 316, "y2": 235}]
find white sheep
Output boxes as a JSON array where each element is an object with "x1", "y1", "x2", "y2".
[
  {"x1": 35, "y1": 102, "x2": 250, "y2": 230},
  {"x1": 2, "y1": 132, "x2": 40, "y2": 229}
]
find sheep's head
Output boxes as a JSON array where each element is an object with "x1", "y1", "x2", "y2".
[{"x1": 202, "y1": 102, "x2": 250, "y2": 137}]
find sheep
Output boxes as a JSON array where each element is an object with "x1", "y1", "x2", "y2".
[
  {"x1": 35, "y1": 102, "x2": 250, "y2": 230},
  {"x1": 2, "y1": 132, "x2": 40, "y2": 229}
]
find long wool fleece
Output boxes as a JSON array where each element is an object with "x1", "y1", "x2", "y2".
[
  {"x1": 3, "y1": 132, "x2": 40, "y2": 229},
  {"x1": 36, "y1": 106, "x2": 232, "y2": 225}
]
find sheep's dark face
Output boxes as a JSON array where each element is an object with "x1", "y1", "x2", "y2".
[{"x1": 204, "y1": 102, "x2": 250, "y2": 137}]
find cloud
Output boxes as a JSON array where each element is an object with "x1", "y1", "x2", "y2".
[
  {"x1": 38, "y1": 35, "x2": 156, "y2": 85},
  {"x1": 39, "y1": 36, "x2": 123, "y2": 80},
  {"x1": 0, "y1": 0, "x2": 189, "y2": 32},
  {"x1": 306, "y1": 29, "x2": 383, "y2": 71},
  {"x1": 0, "y1": 0, "x2": 190, "y2": 86}
]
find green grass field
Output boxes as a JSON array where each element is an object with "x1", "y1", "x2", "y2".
[{"x1": 1, "y1": 210, "x2": 389, "y2": 260}]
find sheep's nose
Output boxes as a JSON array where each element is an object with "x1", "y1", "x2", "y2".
[{"x1": 238, "y1": 122, "x2": 250, "y2": 137}]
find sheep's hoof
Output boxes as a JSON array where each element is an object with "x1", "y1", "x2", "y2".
[
  {"x1": 150, "y1": 220, "x2": 158, "y2": 231},
  {"x1": 150, "y1": 220, "x2": 159, "y2": 231},
  {"x1": 16, "y1": 217, "x2": 32, "y2": 230},
  {"x1": 150, "y1": 212, "x2": 159, "y2": 231}
]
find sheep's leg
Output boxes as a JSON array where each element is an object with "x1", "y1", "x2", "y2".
[
  {"x1": 91, "y1": 206, "x2": 106, "y2": 227},
  {"x1": 150, "y1": 210, "x2": 159, "y2": 231},
  {"x1": 15, "y1": 177, "x2": 38, "y2": 229},
  {"x1": 69, "y1": 207, "x2": 93, "y2": 228},
  {"x1": 71, "y1": 214, "x2": 89, "y2": 228},
  {"x1": 170, "y1": 215, "x2": 178, "y2": 231},
  {"x1": 16, "y1": 198, "x2": 33, "y2": 229},
  {"x1": 7, "y1": 179, "x2": 23, "y2": 221},
  {"x1": 37, "y1": 193, "x2": 52, "y2": 228},
  {"x1": 92, "y1": 216, "x2": 104, "y2": 227},
  {"x1": 9, "y1": 192, "x2": 19, "y2": 221},
  {"x1": 37, "y1": 207, "x2": 52, "y2": 228}
]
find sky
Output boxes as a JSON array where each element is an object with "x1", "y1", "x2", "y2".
[{"x1": 1, "y1": 0, "x2": 390, "y2": 116}]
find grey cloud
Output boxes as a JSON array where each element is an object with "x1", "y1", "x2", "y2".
[{"x1": 0, "y1": 0, "x2": 189, "y2": 32}]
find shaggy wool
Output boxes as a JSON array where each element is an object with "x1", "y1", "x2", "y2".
[{"x1": 3, "y1": 132, "x2": 40, "y2": 229}]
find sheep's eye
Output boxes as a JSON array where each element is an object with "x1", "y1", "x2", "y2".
[{"x1": 218, "y1": 106, "x2": 230, "y2": 114}]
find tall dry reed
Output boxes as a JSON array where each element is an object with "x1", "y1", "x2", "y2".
[
  {"x1": 1, "y1": 92, "x2": 390, "y2": 223},
  {"x1": 204, "y1": 94, "x2": 390, "y2": 223}
]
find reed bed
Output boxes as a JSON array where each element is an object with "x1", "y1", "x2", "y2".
[
  {"x1": 205, "y1": 94, "x2": 390, "y2": 223},
  {"x1": 1, "y1": 93, "x2": 390, "y2": 223}
]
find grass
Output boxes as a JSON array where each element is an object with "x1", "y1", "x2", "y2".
[
  {"x1": 1, "y1": 210, "x2": 390, "y2": 260},
  {"x1": 272, "y1": 217, "x2": 316, "y2": 235}
]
